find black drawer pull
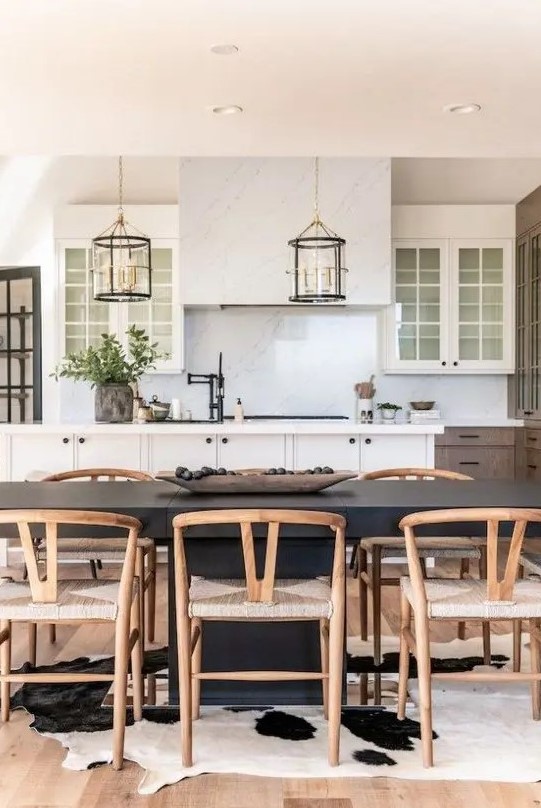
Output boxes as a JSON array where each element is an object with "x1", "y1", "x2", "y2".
[
  {"x1": 363, "y1": 438, "x2": 370, "y2": 445},
  {"x1": 525, "y1": 410, "x2": 534, "y2": 415},
  {"x1": 527, "y1": 436, "x2": 538, "y2": 442},
  {"x1": 62, "y1": 437, "x2": 69, "y2": 444},
  {"x1": 349, "y1": 437, "x2": 357, "y2": 444},
  {"x1": 528, "y1": 464, "x2": 538, "y2": 470},
  {"x1": 78, "y1": 437, "x2": 85, "y2": 444},
  {"x1": 441, "y1": 361, "x2": 447, "y2": 367},
  {"x1": 221, "y1": 437, "x2": 228, "y2": 444},
  {"x1": 458, "y1": 435, "x2": 480, "y2": 439},
  {"x1": 453, "y1": 361, "x2": 458, "y2": 367},
  {"x1": 205, "y1": 437, "x2": 212, "y2": 444},
  {"x1": 459, "y1": 461, "x2": 480, "y2": 466}
]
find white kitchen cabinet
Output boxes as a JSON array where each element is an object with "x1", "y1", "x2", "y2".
[
  {"x1": 7, "y1": 433, "x2": 74, "y2": 480},
  {"x1": 55, "y1": 205, "x2": 183, "y2": 373},
  {"x1": 359, "y1": 434, "x2": 430, "y2": 472},
  {"x1": 218, "y1": 434, "x2": 287, "y2": 470},
  {"x1": 148, "y1": 433, "x2": 218, "y2": 473},
  {"x1": 385, "y1": 238, "x2": 514, "y2": 374},
  {"x1": 293, "y1": 434, "x2": 361, "y2": 471},
  {"x1": 75, "y1": 433, "x2": 142, "y2": 471}
]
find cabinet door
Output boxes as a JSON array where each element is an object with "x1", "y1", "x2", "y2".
[
  {"x1": 218, "y1": 434, "x2": 286, "y2": 470},
  {"x1": 386, "y1": 240, "x2": 448, "y2": 372},
  {"x1": 75, "y1": 434, "x2": 142, "y2": 471},
  {"x1": 515, "y1": 234, "x2": 531, "y2": 416},
  {"x1": 527, "y1": 226, "x2": 541, "y2": 417},
  {"x1": 149, "y1": 434, "x2": 217, "y2": 473},
  {"x1": 360, "y1": 434, "x2": 429, "y2": 473},
  {"x1": 435, "y1": 446, "x2": 515, "y2": 479},
  {"x1": 8, "y1": 433, "x2": 74, "y2": 480},
  {"x1": 59, "y1": 241, "x2": 117, "y2": 357},
  {"x1": 449, "y1": 239, "x2": 514, "y2": 372},
  {"x1": 294, "y1": 434, "x2": 360, "y2": 471},
  {"x1": 124, "y1": 241, "x2": 184, "y2": 373}
]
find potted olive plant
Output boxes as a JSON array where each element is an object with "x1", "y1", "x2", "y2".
[
  {"x1": 53, "y1": 326, "x2": 167, "y2": 423},
  {"x1": 377, "y1": 402, "x2": 402, "y2": 422}
]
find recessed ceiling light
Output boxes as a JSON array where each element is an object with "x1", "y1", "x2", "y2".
[
  {"x1": 443, "y1": 103, "x2": 482, "y2": 114},
  {"x1": 210, "y1": 44, "x2": 239, "y2": 55},
  {"x1": 211, "y1": 105, "x2": 243, "y2": 115}
]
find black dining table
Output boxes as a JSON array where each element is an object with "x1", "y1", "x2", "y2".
[{"x1": 1, "y1": 478, "x2": 541, "y2": 704}]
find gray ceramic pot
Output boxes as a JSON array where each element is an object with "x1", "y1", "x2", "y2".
[{"x1": 94, "y1": 384, "x2": 134, "y2": 423}]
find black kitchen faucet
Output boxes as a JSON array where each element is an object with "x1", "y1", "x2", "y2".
[{"x1": 187, "y1": 351, "x2": 225, "y2": 422}]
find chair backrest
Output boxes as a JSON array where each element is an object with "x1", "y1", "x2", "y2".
[
  {"x1": 173, "y1": 508, "x2": 346, "y2": 605},
  {"x1": 42, "y1": 468, "x2": 154, "y2": 482},
  {"x1": 399, "y1": 507, "x2": 541, "y2": 609},
  {"x1": 359, "y1": 467, "x2": 473, "y2": 481},
  {"x1": 0, "y1": 509, "x2": 142, "y2": 605}
]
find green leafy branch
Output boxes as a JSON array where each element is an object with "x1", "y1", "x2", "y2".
[{"x1": 52, "y1": 325, "x2": 169, "y2": 387}]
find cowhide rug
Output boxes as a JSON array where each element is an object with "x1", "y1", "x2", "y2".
[{"x1": 10, "y1": 634, "x2": 541, "y2": 794}]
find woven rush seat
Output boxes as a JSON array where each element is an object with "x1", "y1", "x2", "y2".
[
  {"x1": 401, "y1": 575, "x2": 541, "y2": 620},
  {"x1": 189, "y1": 576, "x2": 333, "y2": 619},
  {"x1": 360, "y1": 535, "x2": 482, "y2": 558},
  {"x1": 37, "y1": 536, "x2": 154, "y2": 562},
  {"x1": 0, "y1": 577, "x2": 137, "y2": 621}
]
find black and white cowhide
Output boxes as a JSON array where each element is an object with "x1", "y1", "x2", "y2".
[{"x1": 11, "y1": 634, "x2": 541, "y2": 794}]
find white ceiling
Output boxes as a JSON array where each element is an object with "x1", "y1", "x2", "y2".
[{"x1": 3, "y1": 0, "x2": 541, "y2": 156}]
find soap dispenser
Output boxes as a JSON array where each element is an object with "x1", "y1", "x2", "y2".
[{"x1": 234, "y1": 397, "x2": 244, "y2": 423}]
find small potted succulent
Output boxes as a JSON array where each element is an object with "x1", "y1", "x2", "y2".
[
  {"x1": 377, "y1": 402, "x2": 402, "y2": 422},
  {"x1": 53, "y1": 325, "x2": 167, "y2": 423}
]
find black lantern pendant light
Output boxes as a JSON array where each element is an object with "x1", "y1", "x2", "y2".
[
  {"x1": 92, "y1": 157, "x2": 152, "y2": 302},
  {"x1": 287, "y1": 157, "x2": 347, "y2": 303}
]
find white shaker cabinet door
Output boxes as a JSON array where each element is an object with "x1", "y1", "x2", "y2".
[
  {"x1": 7, "y1": 434, "x2": 74, "y2": 480},
  {"x1": 360, "y1": 434, "x2": 430, "y2": 473},
  {"x1": 293, "y1": 434, "x2": 361, "y2": 472},
  {"x1": 218, "y1": 434, "x2": 287, "y2": 470},
  {"x1": 75, "y1": 434, "x2": 142, "y2": 472},
  {"x1": 148, "y1": 434, "x2": 218, "y2": 474}
]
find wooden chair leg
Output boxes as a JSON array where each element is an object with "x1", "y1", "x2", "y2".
[
  {"x1": 457, "y1": 558, "x2": 469, "y2": 640},
  {"x1": 48, "y1": 624, "x2": 56, "y2": 644},
  {"x1": 397, "y1": 592, "x2": 411, "y2": 720},
  {"x1": 89, "y1": 560, "x2": 98, "y2": 579},
  {"x1": 358, "y1": 544, "x2": 368, "y2": 641},
  {"x1": 415, "y1": 614, "x2": 434, "y2": 768},
  {"x1": 179, "y1": 614, "x2": 193, "y2": 768},
  {"x1": 146, "y1": 545, "x2": 157, "y2": 644},
  {"x1": 96, "y1": 559, "x2": 103, "y2": 570},
  {"x1": 191, "y1": 618, "x2": 203, "y2": 721},
  {"x1": 1, "y1": 620, "x2": 11, "y2": 722},
  {"x1": 529, "y1": 618, "x2": 541, "y2": 720},
  {"x1": 319, "y1": 619, "x2": 329, "y2": 719},
  {"x1": 513, "y1": 619, "x2": 523, "y2": 672},
  {"x1": 112, "y1": 617, "x2": 130, "y2": 770},
  {"x1": 349, "y1": 542, "x2": 358, "y2": 572},
  {"x1": 327, "y1": 587, "x2": 344, "y2": 767},
  {"x1": 28, "y1": 623, "x2": 37, "y2": 666},
  {"x1": 372, "y1": 545, "x2": 382, "y2": 704},
  {"x1": 130, "y1": 596, "x2": 144, "y2": 722},
  {"x1": 147, "y1": 674, "x2": 157, "y2": 706},
  {"x1": 478, "y1": 546, "x2": 491, "y2": 664},
  {"x1": 136, "y1": 548, "x2": 146, "y2": 652}
]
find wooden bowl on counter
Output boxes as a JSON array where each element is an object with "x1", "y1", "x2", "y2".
[{"x1": 409, "y1": 400, "x2": 435, "y2": 411}]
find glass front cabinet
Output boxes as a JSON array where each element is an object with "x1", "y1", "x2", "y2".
[
  {"x1": 56, "y1": 206, "x2": 183, "y2": 373},
  {"x1": 385, "y1": 238, "x2": 514, "y2": 373},
  {"x1": 515, "y1": 227, "x2": 541, "y2": 418}
]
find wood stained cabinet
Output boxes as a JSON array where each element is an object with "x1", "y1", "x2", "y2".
[{"x1": 435, "y1": 427, "x2": 515, "y2": 479}]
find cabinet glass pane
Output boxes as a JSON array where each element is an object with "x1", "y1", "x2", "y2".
[
  {"x1": 64, "y1": 247, "x2": 109, "y2": 352},
  {"x1": 395, "y1": 249, "x2": 417, "y2": 271},
  {"x1": 127, "y1": 247, "x2": 174, "y2": 359},
  {"x1": 457, "y1": 246, "x2": 505, "y2": 362},
  {"x1": 393, "y1": 244, "x2": 442, "y2": 363}
]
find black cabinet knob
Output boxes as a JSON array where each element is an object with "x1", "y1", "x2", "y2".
[
  {"x1": 364, "y1": 438, "x2": 371, "y2": 444},
  {"x1": 441, "y1": 361, "x2": 447, "y2": 367},
  {"x1": 62, "y1": 437, "x2": 69, "y2": 444},
  {"x1": 525, "y1": 410, "x2": 534, "y2": 415},
  {"x1": 349, "y1": 437, "x2": 356, "y2": 444},
  {"x1": 222, "y1": 437, "x2": 228, "y2": 444},
  {"x1": 78, "y1": 437, "x2": 85, "y2": 444},
  {"x1": 205, "y1": 437, "x2": 212, "y2": 444},
  {"x1": 453, "y1": 361, "x2": 458, "y2": 367}
]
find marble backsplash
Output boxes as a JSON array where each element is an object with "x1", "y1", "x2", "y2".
[{"x1": 59, "y1": 307, "x2": 510, "y2": 423}]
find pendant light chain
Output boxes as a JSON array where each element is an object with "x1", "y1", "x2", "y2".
[
  {"x1": 118, "y1": 156, "x2": 124, "y2": 218},
  {"x1": 314, "y1": 156, "x2": 320, "y2": 223}
]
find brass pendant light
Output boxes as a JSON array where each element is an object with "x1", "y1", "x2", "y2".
[
  {"x1": 287, "y1": 157, "x2": 347, "y2": 303},
  {"x1": 92, "y1": 157, "x2": 152, "y2": 302}
]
